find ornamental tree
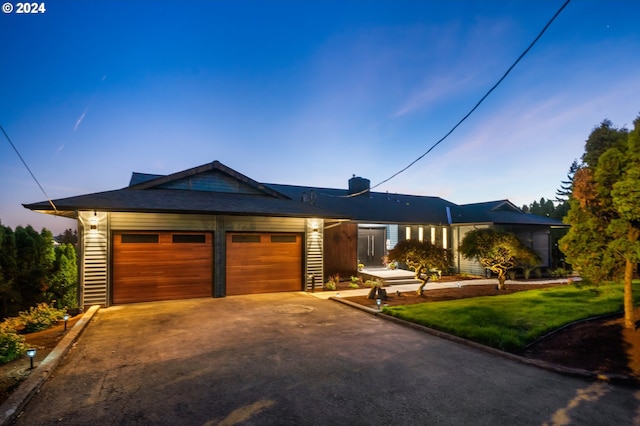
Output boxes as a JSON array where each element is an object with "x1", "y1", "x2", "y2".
[
  {"x1": 458, "y1": 228, "x2": 540, "y2": 290},
  {"x1": 388, "y1": 239, "x2": 451, "y2": 295}
]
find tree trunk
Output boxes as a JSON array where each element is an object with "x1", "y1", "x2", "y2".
[
  {"x1": 497, "y1": 273, "x2": 507, "y2": 290},
  {"x1": 623, "y1": 226, "x2": 639, "y2": 329},
  {"x1": 623, "y1": 258, "x2": 635, "y2": 329},
  {"x1": 415, "y1": 268, "x2": 430, "y2": 295}
]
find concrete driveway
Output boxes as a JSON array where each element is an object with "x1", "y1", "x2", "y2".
[{"x1": 15, "y1": 293, "x2": 640, "y2": 425}]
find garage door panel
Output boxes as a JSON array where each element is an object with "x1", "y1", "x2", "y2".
[
  {"x1": 226, "y1": 233, "x2": 302, "y2": 295},
  {"x1": 113, "y1": 232, "x2": 213, "y2": 304}
]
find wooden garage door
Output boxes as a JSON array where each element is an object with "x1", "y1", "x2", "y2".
[
  {"x1": 113, "y1": 232, "x2": 213, "y2": 304},
  {"x1": 226, "y1": 233, "x2": 302, "y2": 295}
]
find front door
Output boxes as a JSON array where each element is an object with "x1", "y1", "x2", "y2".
[{"x1": 358, "y1": 227, "x2": 386, "y2": 267}]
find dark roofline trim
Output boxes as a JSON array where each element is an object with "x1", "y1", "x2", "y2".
[{"x1": 23, "y1": 205, "x2": 345, "y2": 220}]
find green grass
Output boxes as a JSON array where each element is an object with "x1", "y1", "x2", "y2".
[{"x1": 383, "y1": 282, "x2": 640, "y2": 352}]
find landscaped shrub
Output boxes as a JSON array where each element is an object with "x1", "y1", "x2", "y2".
[
  {"x1": 364, "y1": 278, "x2": 383, "y2": 288},
  {"x1": 324, "y1": 273, "x2": 340, "y2": 291},
  {"x1": 550, "y1": 268, "x2": 570, "y2": 278},
  {"x1": 0, "y1": 328, "x2": 27, "y2": 364},
  {"x1": 349, "y1": 276, "x2": 361, "y2": 289},
  {"x1": 19, "y1": 303, "x2": 66, "y2": 333}
]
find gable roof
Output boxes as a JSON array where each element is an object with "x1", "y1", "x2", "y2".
[
  {"x1": 450, "y1": 200, "x2": 565, "y2": 226},
  {"x1": 128, "y1": 161, "x2": 288, "y2": 199}
]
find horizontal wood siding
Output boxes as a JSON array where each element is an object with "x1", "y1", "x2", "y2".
[
  {"x1": 533, "y1": 232, "x2": 550, "y2": 267},
  {"x1": 224, "y1": 216, "x2": 306, "y2": 232},
  {"x1": 306, "y1": 219, "x2": 323, "y2": 291},
  {"x1": 226, "y1": 233, "x2": 302, "y2": 295},
  {"x1": 113, "y1": 232, "x2": 212, "y2": 303},
  {"x1": 79, "y1": 211, "x2": 108, "y2": 307},
  {"x1": 109, "y1": 212, "x2": 215, "y2": 231}
]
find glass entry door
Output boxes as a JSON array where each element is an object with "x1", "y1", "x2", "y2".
[{"x1": 358, "y1": 227, "x2": 386, "y2": 267}]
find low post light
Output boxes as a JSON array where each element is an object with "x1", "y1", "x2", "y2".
[
  {"x1": 26, "y1": 348, "x2": 37, "y2": 369},
  {"x1": 376, "y1": 298, "x2": 382, "y2": 310},
  {"x1": 63, "y1": 313, "x2": 70, "y2": 331}
]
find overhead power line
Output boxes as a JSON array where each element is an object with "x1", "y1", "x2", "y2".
[
  {"x1": 367, "y1": 0, "x2": 572, "y2": 193},
  {"x1": 1, "y1": 125, "x2": 58, "y2": 212}
]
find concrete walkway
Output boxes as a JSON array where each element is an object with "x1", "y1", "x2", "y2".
[{"x1": 310, "y1": 268, "x2": 576, "y2": 299}]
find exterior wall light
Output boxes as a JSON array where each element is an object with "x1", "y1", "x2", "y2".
[
  {"x1": 312, "y1": 227, "x2": 319, "y2": 234},
  {"x1": 26, "y1": 348, "x2": 37, "y2": 369},
  {"x1": 90, "y1": 211, "x2": 98, "y2": 233}
]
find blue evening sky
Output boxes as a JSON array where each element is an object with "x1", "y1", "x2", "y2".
[{"x1": 1, "y1": 0, "x2": 639, "y2": 234}]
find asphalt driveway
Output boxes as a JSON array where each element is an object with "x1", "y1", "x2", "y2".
[{"x1": 15, "y1": 293, "x2": 640, "y2": 425}]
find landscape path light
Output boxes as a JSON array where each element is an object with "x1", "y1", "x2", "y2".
[
  {"x1": 26, "y1": 348, "x2": 37, "y2": 369},
  {"x1": 63, "y1": 313, "x2": 70, "y2": 331}
]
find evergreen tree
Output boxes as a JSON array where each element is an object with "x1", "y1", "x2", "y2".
[
  {"x1": 581, "y1": 119, "x2": 627, "y2": 168},
  {"x1": 0, "y1": 223, "x2": 19, "y2": 318},
  {"x1": 560, "y1": 116, "x2": 640, "y2": 329},
  {"x1": 555, "y1": 159, "x2": 580, "y2": 202}
]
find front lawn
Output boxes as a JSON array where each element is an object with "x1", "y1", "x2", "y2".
[{"x1": 383, "y1": 282, "x2": 640, "y2": 352}]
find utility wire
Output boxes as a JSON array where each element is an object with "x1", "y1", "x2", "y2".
[
  {"x1": 1, "y1": 125, "x2": 58, "y2": 212},
  {"x1": 365, "y1": 0, "x2": 572, "y2": 193}
]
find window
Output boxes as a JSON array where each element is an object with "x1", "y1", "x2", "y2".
[
  {"x1": 121, "y1": 234, "x2": 159, "y2": 243},
  {"x1": 271, "y1": 235, "x2": 297, "y2": 243},
  {"x1": 173, "y1": 234, "x2": 206, "y2": 243},
  {"x1": 231, "y1": 234, "x2": 261, "y2": 243}
]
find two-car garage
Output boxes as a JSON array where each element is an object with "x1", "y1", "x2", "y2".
[{"x1": 112, "y1": 231, "x2": 303, "y2": 304}]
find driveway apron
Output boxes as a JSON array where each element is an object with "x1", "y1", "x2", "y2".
[{"x1": 14, "y1": 293, "x2": 640, "y2": 425}]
